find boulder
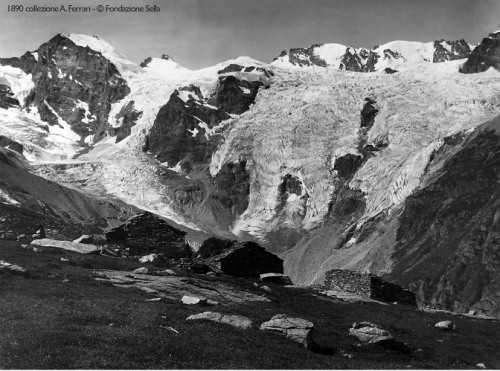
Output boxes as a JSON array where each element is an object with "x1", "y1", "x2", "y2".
[
  {"x1": 139, "y1": 254, "x2": 158, "y2": 263},
  {"x1": 132, "y1": 267, "x2": 149, "y2": 275},
  {"x1": 349, "y1": 322, "x2": 394, "y2": 344},
  {"x1": 260, "y1": 273, "x2": 293, "y2": 285},
  {"x1": 73, "y1": 234, "x2": 106, "y2": 245},
  {"x1": 73, "y1": 235, "x2": 93, "y2": 244},
  {"x1": 260, "y1": 314, "x2": 314, "y2": 349},
  {"x1": 157, "y1": 269, "x2": 177, "y2": 276},
  {"x1": 186, "y1": 311, "x2": 253, "y2": 330},
  {"x1": 182, "y1": 295, "x2": 208, "y2": 306},
  {"x1": 30, "y1": 238, "x2": 100, "y2": 254},
  {"x1": 0, "y1": 260, "x2": 26, "y2": 273},
  {"x1": 199, "y1": 239, "x2": 283, "y2": 278},
  {"x1": 435, "y1": 320, "x2": 455, "y2": 331},
  {"x1": 105, "y1": 212, "x2": 190, "y2": 258},
  {"x1": 32, "y1": 226, "x2": 46, "y2": 239}
]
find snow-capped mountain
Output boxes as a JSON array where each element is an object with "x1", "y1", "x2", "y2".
[
  {"x1": 272, "y1": 38, "x2": 473, "y2": 72},
  {"x1": 1, "y1": 31, "x2": 500, "y2": 317}
]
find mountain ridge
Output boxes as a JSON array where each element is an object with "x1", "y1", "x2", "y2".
[{"x1": 1, "y1": 30, "x2": 500, "y2": 317}]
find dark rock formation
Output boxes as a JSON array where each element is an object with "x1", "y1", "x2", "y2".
[
  {"x1": 105, "y1": 212, "x2": 190, "y2": 258},
  {"x1": 148, "y1": 87, "x2": 229, "y2": 169},
  {"x1": 340, "y1": 47, "x2": 378, "y2": 72},
  {"x1": 217, "y1": 64, "x2": 245, "y2": 74},
  {"x1": 214, "y1": 161, "x2": 250, "y2": 214},
  {"x1": 0, "y1": 34, "x2": 130, "y2": 143},
  {"x1": 260, "y1": 272, "x2": 293, "y2": 285},
  {"x1": 324, "y1": 269, "x2": 416, "y2": 306},
  {"x1": 370, "y1": 276, "x2": 416, "y2": 306},
  {"x1": 139, "y1": 54, "x2": 173, "y2": 68},
  {"x1": 334, "y1": 154, "x2": 363, "y2": 179},
  {"x1": 198, "y1": 239, "x2": 283, "y2": 278},
  {"x1": 360, "y1": 98, "x2": 378, "y2": 128},
  {"x1": 278, "y1": 45, "x2": 329, "y2": 67},
  {"x1": 260, "y1": 314, "x2": 315, "y2": 349},
  {"x1": 113, "y1": 101, "x2": 142, "y2": 143},
  {"x1": 389, "y1": 115, "x2": 500, "y2": 316},
  {"x1": 461, "y1": 31, "x2": 500, "y2": 73},
  {"x1": 433, "y1": 39, "x2": 471, "y2": 63},
  {"x1": 198, "y1": 237, "x2": 234, "y2": 258},
  {"x1": 208, "y1": 75, "x2": 263, "y2": 115},
  {"x1": 0, "y1": 136, "x2": 23, "y2": 154},
  {"x1": 0, "y1": 84, "x2": 20, "y2": 109}
]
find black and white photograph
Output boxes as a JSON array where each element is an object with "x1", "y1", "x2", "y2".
[{"x1": 0, "y1": 0, "x2": 499, "y2": 368}]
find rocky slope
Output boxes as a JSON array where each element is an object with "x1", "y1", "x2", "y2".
[
  {"x1": 1, "y1": 31, "x2": 500, "y2": 316},
  {"x1": 0, "y1": 147, "x2": 138, "y2": 240},
  {"x1": 461, "y1": 30, "x2": 500, "y2": 73}
]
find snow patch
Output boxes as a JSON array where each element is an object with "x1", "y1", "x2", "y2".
[
  {"x1": 0, "y1": 189, "x2": 20, "y2": 206},
  {"x1": 67, "y1": 34, "x2": 142, "y2": 78},
  {"x1": 0, "y1": 65, "x2": 34, "y2": 106}
]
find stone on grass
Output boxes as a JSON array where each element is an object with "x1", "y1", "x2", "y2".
[
  {"x1": 133, "y1": 267, "x2": 149, "y2": 274},
  {"x1": 186, "y1": 311, "x2": 253, "y2": 330},
  {"x1": 182, "y1": 295, "x2": 208, "y2": 306},
  {"x1": 30, "y1": 238, "x2": 100, "y2": 254},
  {"x1": 157, "y1": 269, "x2": 177, "y2": 276},
  {"x1": 0, "y1": 260, "x2": 26, "y2": 273},
  {"x1": 73, "y1": 235, "x2": 93, "y2": 244},
  {"x1": 260, "y1": 285, "x2": 272, "y2": 293},
  {"x1": 260, "y1": 273, "x2": 293, "y2": 285},
  {"x1": 435, "y1": 320, "x2": 455, "y2": 330},
  {"x1": 260, "y1": 314, "x2": 314, "y2": 349},
  {"x1": 349, "y1": 322, "x2": 394, "y2": 344},
  {"x1": 139, "y1": 254, "x2": 158, "y2": 263}
]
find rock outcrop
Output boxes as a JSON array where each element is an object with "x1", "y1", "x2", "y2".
[
  {"x1": 260, "y1": 314, "x2": 315, "y2": 349},
  {"x1": 461, "y1": 31, "x2": 500, "y2": 73},
  {"x1": 435, "y1": 320, "x2": 455, "y2": 331},
  {"x1": 197, "y1": 238, "x2": 283, "y2": 278},
  {"x1": 0, "y1": 34, "x2": 130, "y2": 143},
  {"x1": 186, "y1": 311, "x2": 253, "y2": 330},
  {"x1": 105, "y1": 212, "x2": 190, "y2": 258},
  {"x1": 433, "y1": 39, "x2": 471, "y2": 63},
  {"x1": 349, "y1": 322, "x2": 393, "y2": 344},
  {"x1": 30, "y1": 238, "x2": 100, "y2": 254}
]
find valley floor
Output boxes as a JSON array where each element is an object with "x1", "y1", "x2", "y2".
[{"x1": 1, "y1": 240, "x2": 499, "y2": 369}]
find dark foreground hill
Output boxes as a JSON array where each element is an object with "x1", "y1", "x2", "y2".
[{"x1": 1, "y1": 240, "x2": 499, "y2": 369}]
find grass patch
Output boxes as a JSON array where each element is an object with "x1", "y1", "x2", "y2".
[{"x1": 1, "y1": 239, "x2": 499, "y2": 369}]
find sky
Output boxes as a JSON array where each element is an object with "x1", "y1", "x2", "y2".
[{"x1": 0, "y1": 0, "x2": 499, "y2": 69}]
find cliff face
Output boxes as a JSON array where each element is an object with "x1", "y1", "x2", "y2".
[
  {"x1": 461, "y1": 31, "x2": 500, "y2": 73},
  {"x1": 0, "y1": 34, "x2": 130, "y2": 145},
  {"x1": 388, "y1": 116, "x2": 500, "y2": 315}
]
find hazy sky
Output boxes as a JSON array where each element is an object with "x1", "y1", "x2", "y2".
[{"x1": 1, "y1": 0, "x2": 499, "y2": 69}]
